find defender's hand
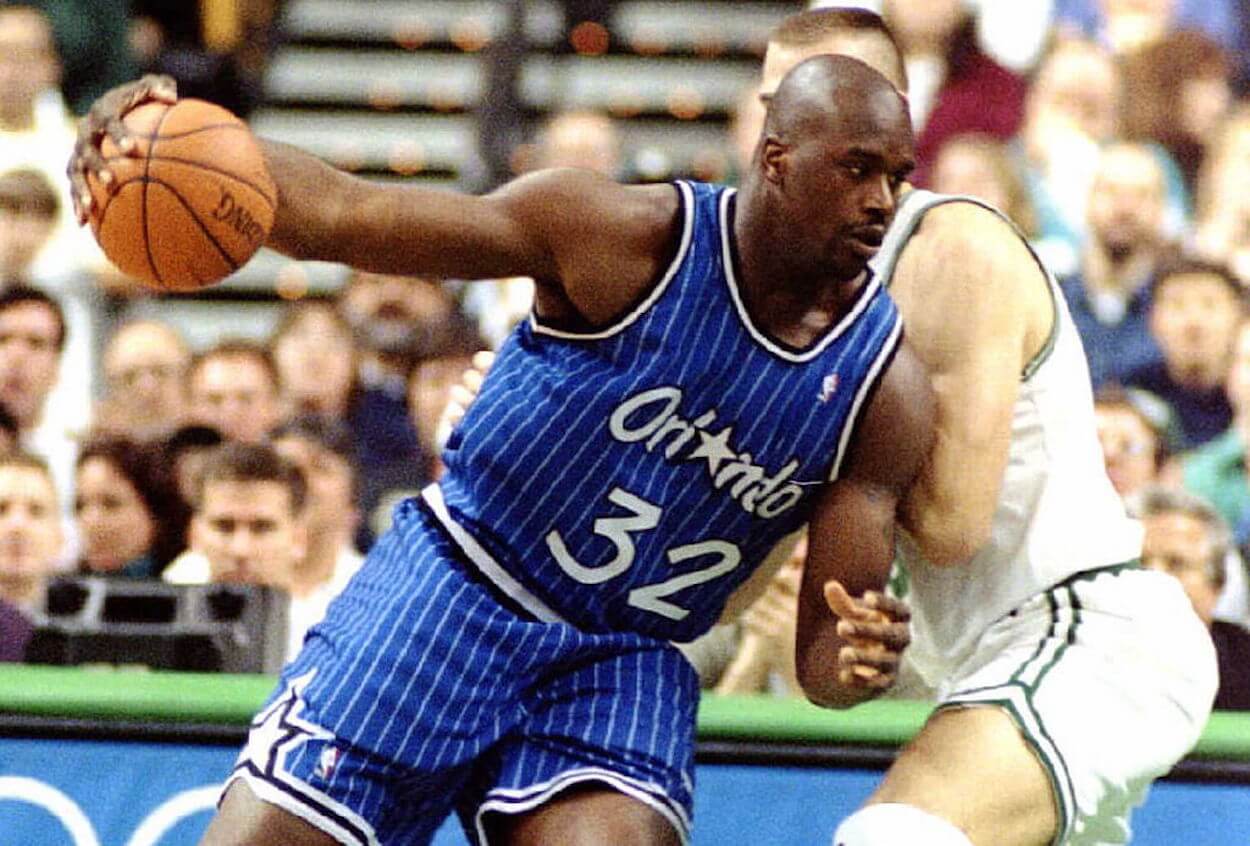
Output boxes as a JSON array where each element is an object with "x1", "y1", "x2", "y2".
[
  {"x1": 67, "y1": 74, "x2": 178, "y2": 224},
  {"x1": 823, "y1": 580, "x2": 910, "y2": 690},
  {"x1": 434, "y1": 350, "x2": 496, "y2": 448}
]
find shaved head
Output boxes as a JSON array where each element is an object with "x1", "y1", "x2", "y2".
[{"x1": 764, "y1": 54, "x2": 909, "y2": 148}]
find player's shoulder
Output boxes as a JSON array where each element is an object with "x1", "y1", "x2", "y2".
[
  {"x1": 900, "y1": 196, "x2": 1042, "y2": 291},
  {"x1": 908, "y1": 196, "x2": 1019, "y2": 255}
]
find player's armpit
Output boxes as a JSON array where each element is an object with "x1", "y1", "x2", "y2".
[{"x1": 889, "y1": 202, "x2": 1049, "y2": 565}]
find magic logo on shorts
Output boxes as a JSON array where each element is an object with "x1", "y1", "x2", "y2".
[{"x1": 608, "y1": 386, "x2": 802, "y2": 519}]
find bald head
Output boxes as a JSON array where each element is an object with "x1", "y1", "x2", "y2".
[{"x1": 765, "y1": 54, "x2": 909, "y2": 149}]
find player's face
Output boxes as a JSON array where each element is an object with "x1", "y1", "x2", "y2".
[
  {"x1": 1141, "y1": 510, "x2": 1220, "y2": 625},
  {"x1": 75, "y1": 456, "x2": 156, "y2": 573},
  {"x1": 192, "y1": 479, "x2": 305, "y2": 587},
  {"x1": 766, "y1": 90, "x2": 914, "y2": 281},
  {"x1": 0, "y1": 465, "x2": 61, "y2": 587}
]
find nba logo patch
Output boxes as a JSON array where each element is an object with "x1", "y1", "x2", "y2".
[
  {"x1": 315, "y1": 745, "x2": 341, "y2": 781},
  {"x1": 819, "y1": 373, "x2": 839, "y2": 403}
]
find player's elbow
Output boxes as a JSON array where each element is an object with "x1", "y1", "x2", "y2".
[{"x1": 794, "y1": 649, "x2": 861, "y2": 710}]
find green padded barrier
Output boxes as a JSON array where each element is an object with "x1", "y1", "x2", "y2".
[{"x1": 2, "y1": 666, "x2": 1248, "y2": 761}]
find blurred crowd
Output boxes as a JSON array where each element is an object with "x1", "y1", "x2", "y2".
[{"x1": 1, "y1": 0, "x2": 1250, "y2": 711}]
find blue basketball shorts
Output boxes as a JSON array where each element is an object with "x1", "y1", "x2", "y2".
[{"x1": 225, "y1": 497, "x2": 700, "y2": 845}]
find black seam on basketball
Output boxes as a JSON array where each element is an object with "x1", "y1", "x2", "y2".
[
  {"x1": 145, "y1": 155, "x2": 277, "y2": 209},
  {"x1": 142, "y1": 106, "x2": 174, "y2": 290},
  {"x1": 143, "y1": 176, "x2": 243, "y2": 274}
]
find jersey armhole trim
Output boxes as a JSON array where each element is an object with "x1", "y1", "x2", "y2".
[
  {"x1": 884, "y1": 191, "x2": 1060, "y2": 383},
  {"x1": 421, "y1": 484, "x2": 567, "y2": 624},
  {"x1": 529, "y1": 181, "x2": 696, "y2": 341},
  {"x1": 827, "y1": 318, "x2": 904, "y2": 482}
]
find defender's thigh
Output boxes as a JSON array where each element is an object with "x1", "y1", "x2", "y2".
[{"x1": 868, "y1": 705, "x2": 1057, "y2": 846}]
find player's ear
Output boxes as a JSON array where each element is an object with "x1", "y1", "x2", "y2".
[{"x1": 761, "y1": 136, "x2": 788, "y2": 185}]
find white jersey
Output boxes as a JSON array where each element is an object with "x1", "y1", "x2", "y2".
[{"x1": 872, "y1": 190, "x2": 1144, "y2": 691}]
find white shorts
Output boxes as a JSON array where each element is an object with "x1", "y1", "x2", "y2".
[{"x1": 932, "y1": 565, "x2": 1217, "y2": 845}]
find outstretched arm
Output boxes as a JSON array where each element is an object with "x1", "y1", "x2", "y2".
[
  {"x1": 795, "y1": 340, "x2": 935, "y2": 709},
  {"x1": 67, "y1": 76, "x2": 681, "y2": 328}
]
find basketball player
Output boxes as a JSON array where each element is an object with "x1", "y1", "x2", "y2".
[
  {"x1": 69, "y1": 57, "x2": 932, "y2": 845},
  {"x1": 759, "y1": 10, "x2": 1213, "y2": 846}
]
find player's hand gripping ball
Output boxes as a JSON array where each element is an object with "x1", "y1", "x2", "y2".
[{"x1": 85, "y1": 98, "x2": 277, "y2": 292}]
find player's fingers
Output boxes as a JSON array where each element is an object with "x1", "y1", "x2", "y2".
[
  {"x1": 838, "y1": 644, "x2": 900, "y2": 675},
  {"x1": 864, "y1": 591, "x2": 911, "y2": 623},
  {"x1": 837, "y1": 619, "x2": 910, "y2": 652},
  {"x1": 448, "y1": 383, "x2": 476, "y2": 411},
  {"x1": 823, "y1": 580, "x2": 864, "y2": 620},
  {"x1": 470, "y1": 350, "x2": 495, "y2": 373},
  {"x1": 463, "y1": 367, "x2": 486, "y2": 394}
]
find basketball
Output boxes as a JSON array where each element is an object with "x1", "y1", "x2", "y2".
[{"x1": 85, "y1": 98, "x2": 277, "y2": 292}]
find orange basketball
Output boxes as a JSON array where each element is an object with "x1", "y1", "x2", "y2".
[{"x1": 86, "y1": 98, "x2": 277, "y2": 292}]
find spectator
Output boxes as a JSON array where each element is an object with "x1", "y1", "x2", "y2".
[
  {"x1": 880, "y1": 0, "x2": 1027, "y2": 184},
  {"x1": 270, "y1": 415, "x2": 365, "y2": 659},
  {"x1": 1135, "y1": 484, "x2": 1250, "y2": 710},
  {"x1": 270, "y1": 300, "x2": 357, "y2": 422},
  {"x1": 188, "y1": 339, "x2": 284, "y2": 444},
  {"x1": 1014, "y1": 38, "x2": 1121, "y2": 276},
  {"x1": 163, "y1": 422, "x2": 224, "y2": 505},
  {"x1": 1058, "y1": 142, "x2": 1172, "y2": 388},
  {"x1": 532, "y1": 110, "x2": 623, "y2": 176},
  {"x1": 406, "y1": 321, "x2": 488, "y2": 484},
  {"x1": 165, "y1": 441, "x2": 306, "y2": 591},
  {"x1": 1125, "y1": 259, "x2": 1243, "y2": 450},
  {"x1": 0, "y1": 286, "x2": 75, "y2": 526},
  {"x1": 0, "y1": 167, "x2": 58, "y2": 286},
  {"x1": 94, "y1": 318, "x2": 191, "y2": 442},
  {"x1": 73, "y1": 435, "x2": 185, "y2": 579},
  {"x1": 1185, "y1": 314, "x2": 1250, "y2": 531},
  {"x1": 128, "y1": 0, "x2": 264, "y2": 117},
  {"x1": 0, "y1": 399, "x2": 18, "y2": 454},
  {"x1": 0, "y1": 4, "x2": 107, "y2": 279},
  {"x1": 1094, "y1": 384, "x2": 1177, "y2": 499},
  {"x1": 928, "y1": 132, "x2": 1037, "y2": 237},
  {"x1": 34, "y1": 0, "x2": 136, "y2": 116},
  {"x1": 712, "y1": 536, "x2": 805, "y2": 697},
  {"x1": 1053, "y1": 0, "x2": 1237, "y2": 54},
  {"x1": 1193, "y1": 105, "x2": 1250, "y2": 285},
  {"x1": 1121, "y1": 29, "x2": 1232, "y2": 196},
  {"x1": 336, "y1": 271, "x2": 444, "y2": 542},
  {"x1": 0, "y1": 451, "x2": 62, "y2": 660}
]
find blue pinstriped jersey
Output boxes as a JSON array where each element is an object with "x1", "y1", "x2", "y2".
[{"x1": 435, "y1": 180, "x2": 902, "y2": 641}]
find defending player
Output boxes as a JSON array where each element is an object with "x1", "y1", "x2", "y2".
[
  {"x1": 69, "y1": 57, "x2": 932, "y2": 845},
  {"x1": 760, "y1": 10, "x2": 1214, "y2": 846}
]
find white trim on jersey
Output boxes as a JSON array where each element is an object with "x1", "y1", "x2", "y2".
[
  {"x1": 718, "y1": 189, "x2": 881, "y2": 363},
  {"x1": 827, "y1": 318, "x2": 903, "y2": 481},
  {"x1": 422, "y1": 483, "x2": 568, "y2": 624},
  {"x1": 474, "y1": 766, "x2": 692, "y2": 846},
  {"x1": 529, "y1": 180, "x2": 697, "y2": 340}
]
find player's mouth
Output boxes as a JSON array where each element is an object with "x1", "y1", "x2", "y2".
[{"x1": 845, "y1": 226, "x2": 886, "y2": 258}]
